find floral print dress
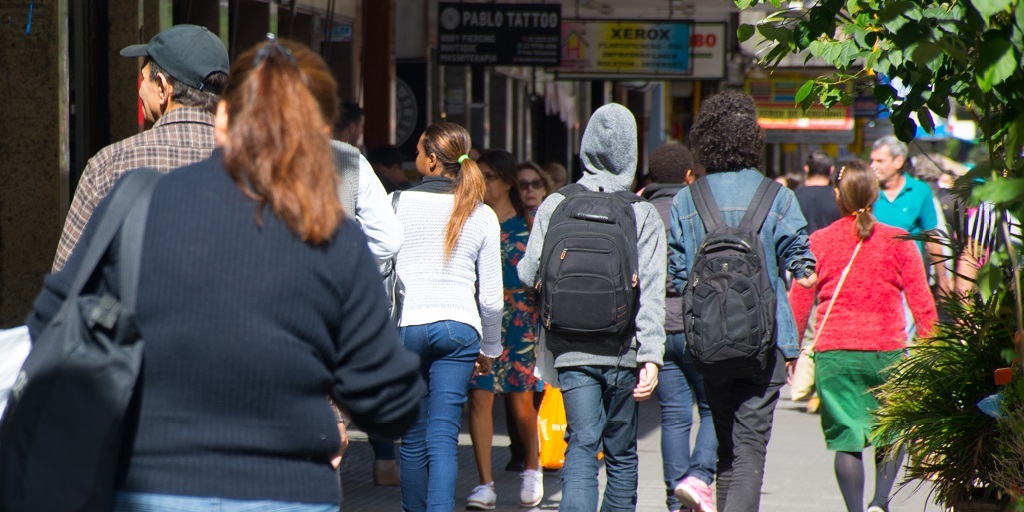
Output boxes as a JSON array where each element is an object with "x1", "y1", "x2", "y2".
[{"x1": 470, "y1": 215, "x2": 540, "y2": 393}]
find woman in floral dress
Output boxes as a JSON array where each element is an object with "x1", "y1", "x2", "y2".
[{"x1": 466, "y1": 149, "x2": 544, "y2": 509}]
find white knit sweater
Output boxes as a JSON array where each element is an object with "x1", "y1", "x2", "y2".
[{"x1": 393, "y1": 189, "x2": 503, "y2": 357}]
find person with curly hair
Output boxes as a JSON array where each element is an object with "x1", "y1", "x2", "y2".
[
  {"x1": 667, "y1": 90, "x2": 817, "y2": 512},
  {"x1": 641, "y1": 144, "x2": 717, "y2": 512}
]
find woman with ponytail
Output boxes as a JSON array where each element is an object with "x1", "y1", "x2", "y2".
[
  {"x1": 29, "y1": 37, "x2": 424, "y2": 511},
  {"x1": 394, "y1": 123, "x2": 503, "y2": 511},
  {"x1": 789, "y1": 159, "x2": 937, "y2": 512}
]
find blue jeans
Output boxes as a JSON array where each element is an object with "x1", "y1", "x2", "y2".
[
  {"x1": 557, "y1": 365, "x2": 639, "y2": 512},
  {"x1": 398, "y1": 320, "x2": 480, "y2": 512},
  {"x1": 656, "y1": 333, "x2": 717, "y2": 511},
  {"x1": 112, "y1": 492, "x2": 337, "y2": 511}
]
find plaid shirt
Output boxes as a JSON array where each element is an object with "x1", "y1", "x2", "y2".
[{"x1": 52, "y1": 107, "x2": 217, "y2": 271}]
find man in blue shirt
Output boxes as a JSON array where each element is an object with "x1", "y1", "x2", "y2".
[{"x1": 870, "y1": 135, "x2": 951, "y2": 294}]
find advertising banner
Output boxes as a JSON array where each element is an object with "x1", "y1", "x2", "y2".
[
  {"x1": 557, "y1": 20, "x2": 693, "y2": 76},
  {"x1": 438, "y1": 2, "x2": 561, "y2": 66},
  {"x1": 746, "y1": 77, "x2": 853, "y2": 131}
]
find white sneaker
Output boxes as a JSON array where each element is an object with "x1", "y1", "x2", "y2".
[
  {"x1": 519, "y1": 469, "x2": 544, "y2": 507},
  {"x1": 467, "y1": 482, "x2": 496, "y2": 510}
]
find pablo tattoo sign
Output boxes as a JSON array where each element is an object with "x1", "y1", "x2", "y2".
[{"x1": 438, "y1": 2, "x2": 561, "y2": 66}]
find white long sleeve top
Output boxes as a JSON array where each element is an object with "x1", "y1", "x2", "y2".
[{"x1": 392, "y1": 181, "x2": 503, "y2": 357}]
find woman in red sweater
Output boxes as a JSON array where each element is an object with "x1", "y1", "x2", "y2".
[{"x1": 790, "y1": 159, "x2": 937, "y2": 512}]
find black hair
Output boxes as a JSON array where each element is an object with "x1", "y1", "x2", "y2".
[
  {"x1": 647, "y1": 144, "x2": 694, "y2": 184},
  {"x1": 478, "y1": 149, "x2": 528, "y2": 218},
  {"x1": 367, "y1": 144, "x2": 404, "y2": 168},
  {"x1": 337, "y1": 101, "x2": 364, "y2": 132},
  {"x1": 146, "y1": 58, "x2": 226, "y2": 114},
  {"x1": 806, "y1": 150, "x2": 834, "y2": 179},
  {"x1": 690, "y1": 90, "x2": 764, "y2": 174}
]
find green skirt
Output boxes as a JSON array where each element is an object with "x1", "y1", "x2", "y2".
[{"x1": 815, "y1": 350, "x2": 903, "y2": 452}]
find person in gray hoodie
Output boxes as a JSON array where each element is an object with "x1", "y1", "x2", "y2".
[{"x1": 518, "y1": 103, "x2": 666, "y2": 512}]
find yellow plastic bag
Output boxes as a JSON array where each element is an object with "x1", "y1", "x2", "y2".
[{"x1": 537, "y1": 384, "x2": 568, "y2": 470}]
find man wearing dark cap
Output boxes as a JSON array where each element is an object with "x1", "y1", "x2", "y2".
[{"x1": 52, "y1": 24, "x2": 229, "y2": 271}]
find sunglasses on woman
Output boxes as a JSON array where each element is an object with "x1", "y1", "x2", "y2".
[{"x1": 519, "y1": 179, "x2": 545, "y2": 191}]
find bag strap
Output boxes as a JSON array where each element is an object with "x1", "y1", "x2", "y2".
[
  {"x1": 382, "y1": 191, "x2": 403, "y2": 277},
  {"x1": 118, "y1": 169, "x2": 163, "y2": 312},
  {"x1": 331, "y1": 140, "x2": 361, "y2": 215},
  {"x1": 738, "y1": 178, "x2": 782, "y2": 234},
  {"x1": 391, "y1": 190, "x2": 402, "y2": 212},
  {"x1": 811, "y1": 239, "x2": 863, "y2": 347},
  {"x1": 64, "y1": 169, "x2": 163, "y2": 304},
  {"x1": 558, "y1": 183, "x2": 586, "y2": 199},
  {"x1": 690, "y1": 177, "x2": 726, "y2": 232}
]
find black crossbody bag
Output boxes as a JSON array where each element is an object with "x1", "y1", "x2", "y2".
[{"x1": 0, "y1": 169, "x2": 162, "y2": 512}]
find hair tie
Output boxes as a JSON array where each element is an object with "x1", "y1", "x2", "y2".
[
  {"x1": 458, "y1": 154, "x2": 470, "y2": 164},
  {"x1": 853, "y1": 207, "x2": 869, "y2": 217}
]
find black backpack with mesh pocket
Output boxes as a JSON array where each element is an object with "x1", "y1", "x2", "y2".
[
  {"x1": 683, "y1": 177, "x2": 781, "y2": 377},
  {"x1": 537, "y1": 184, "x2": 644, "y2": 356}
]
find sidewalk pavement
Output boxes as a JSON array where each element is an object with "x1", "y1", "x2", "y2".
[{"x1": 340, "y1": 388, "x2": 943, "y2": 511}]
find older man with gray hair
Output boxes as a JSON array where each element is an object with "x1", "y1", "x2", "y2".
[{"x1": 870, "y1": 135, "x2": 951, "y2": 294}]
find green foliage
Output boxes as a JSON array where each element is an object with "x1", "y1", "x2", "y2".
[
  {"x1": 992, "y1": 374, "x2": 1024, "y2": 501},
  {"x1": 735, "y1": 0, "x2": 1024, "y2": 180},
  {"x1": 873, "y1": 291, "x2": 1017, "y2": 507}
]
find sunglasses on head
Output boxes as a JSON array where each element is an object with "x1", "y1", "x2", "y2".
[{"x1": 519, "y1": 179, "x2": 545, "y2": 191}]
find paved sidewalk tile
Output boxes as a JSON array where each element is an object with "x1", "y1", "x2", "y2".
[{"x1": 340, "y1": 391, "x2": 943, "y2": 511}]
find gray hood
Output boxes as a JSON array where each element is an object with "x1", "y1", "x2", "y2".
[{"x1": 578, "y1": 103, "x2": 637, "y2": 193}]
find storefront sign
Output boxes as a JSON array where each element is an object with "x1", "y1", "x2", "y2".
[
  {"x1": 690, "y1": 23, "x2": 726, "y2": 79},
  {"x1": 746, "y1": 77, "x2": 853, "y2": 131},
  {"x1": 438, "y1": 2, "x2": 561, "y2": 66},
  {"x1": 557, "y1": 20, "x2": 693, "y2": 77}
]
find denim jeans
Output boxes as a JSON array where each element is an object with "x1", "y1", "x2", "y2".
[
  {"x1": 557, "y1": 365, "x2": 639, "y2": 512},
  {"x1": 112, "y1": 492, "x2": 337, "y2": 511},
  {"x1": 656, "y1": 332, "x2": 717, "y2": 511},
  {"x1": 398, "y1": 320, "x2": 480, "y2": 512},
  {"x1": 703, "y1": 349, "x2": 786, "y2": 512}
]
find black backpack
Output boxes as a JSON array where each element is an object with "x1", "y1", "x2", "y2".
[
  {"x1": 537, "y1": 184, "x2": 643, "y2": 354},
  {"x1": 0, "y1": 169, "x2": 161, "y2": 512},
  {"x1": 683, "y1": 177, "x2": 781, "y2": 377}
]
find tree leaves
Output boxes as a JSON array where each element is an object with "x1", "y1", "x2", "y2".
[
  {"x1": 973, "y1": 0, "x2": 1014, "y2": 24},
  {"x1": 738, "y1": 24, "x2": 756, "y2": 42},
  {"x1": 796, "y1": 80, "x2": 816, "y2": 110},
  {"x1": 977, "y1": 34, "x2": 1019, "y2": 91}
]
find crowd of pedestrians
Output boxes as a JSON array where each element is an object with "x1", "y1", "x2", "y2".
[{"x1": 12, "y1": 22, "x2": 995, "y2": 512}]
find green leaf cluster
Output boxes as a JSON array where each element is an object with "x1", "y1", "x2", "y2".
[
  {"x1": 736, "y1": 0, "x2": 1024, "y2": 176},
  {"x1": 873, "y1": 292, "x2": 1017, "y2": 507}
]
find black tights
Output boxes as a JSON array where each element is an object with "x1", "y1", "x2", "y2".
[{"x1": 834, "y1": 446, "x2": 906, "y2": 512}]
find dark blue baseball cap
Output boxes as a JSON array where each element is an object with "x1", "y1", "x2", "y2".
[{"x1": 120, "y1": 24, "x2": 230, "y2": 92}]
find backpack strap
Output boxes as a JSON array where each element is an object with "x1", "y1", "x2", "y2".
[
  {"x1": 65, "y1": 169, "x2": 163, "y2": 306},
  {"x1": 391, "y1": 190, "x2": 402, "y2": 212},
  {"x1": 690, "y1": 177, "x2": 726, "y2": 232},
  {"x1": 118, "y1": 169, "x2": 163, "y2": 312},
  {"x1": 738, "y1": 178, "x2": 782, "y2": 233},
  {"x1": 557, "y1": 183, "x2": 586, "y2": 199},
  {"x1": 331, "y1": 140, "x2": 361, "y2": 215}
]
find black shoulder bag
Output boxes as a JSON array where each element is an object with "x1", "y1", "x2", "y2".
[{"x1": 0, "y1": 168, "x2": 162, "y2": 512}]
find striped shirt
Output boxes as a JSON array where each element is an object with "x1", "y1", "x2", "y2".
[
  {"x1": 52, "y1": 107, "x2": 217, "y2": 271},
  {"x1": 392, "y1": 179, "x2": 503, "y2": 357},
  {"x1": 965, "y1": 202, "x2": 1021, "y2": 264}
]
